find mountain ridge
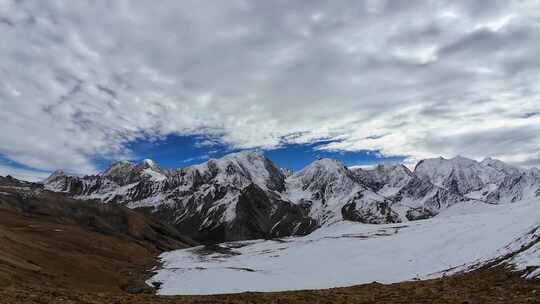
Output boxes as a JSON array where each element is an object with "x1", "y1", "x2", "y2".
[{"x1": 42, "y1": 152, "x2": 540, "y2": 243}]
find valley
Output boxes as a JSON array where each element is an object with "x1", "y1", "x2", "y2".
[{"x1": 2, "y1": 152, "x2": 540, "y2": 302}]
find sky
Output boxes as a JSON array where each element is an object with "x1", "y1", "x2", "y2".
[{"x1": 1, "y1": 0, "x2": 539, "y2": 181}]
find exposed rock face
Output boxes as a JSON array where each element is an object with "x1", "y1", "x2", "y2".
[
  {"x1": 353, "y1": 164, "x2": 413, "y2": 196},
  {"x1": 43, "y1": 153, "x2": 540, "y2": 243},
  {"x1": 228, "y1": 184, "x2": 317, "y2": 241},
  {"x1": 350, "y1": 164, "x2": 470, "y2": 222},
  {"x1": 341, "y1": 194, "x2": 399, "y2": 224},
  {"x1": 285, "y1": 159, "x2": 370, "y2": 225},
  {"x1": 414, "y1": 156, "x2": 490, "y2": 195}
]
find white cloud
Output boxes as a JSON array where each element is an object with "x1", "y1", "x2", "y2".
[
  {"x1": 0, "y1": 165, "x2": 50, "y2": 182},
  {"x1": 0, "y1": 0, "x2": 540, "y2": 175}
]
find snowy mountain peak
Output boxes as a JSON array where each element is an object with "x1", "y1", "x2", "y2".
[
  {"x1": 222, "y1": 150, "x2": 264, "y2": 159},
  {"x1": 286, "y1": 158, "x2": 361, "y2": 223},
  {"x1": 481, "y1": 157, "x2": 522, "y2": 175},
  {"x1": 189, "y1": 151, "x2": 286, "y2": 192},
  {"x1": 452, "y1": 155, "x2": 475, "y2": 162},
  {"x1": 290, "y1": 158, "x2": 353, "y2": 189},
  {"x1": 43, "y1": 169, "x2": 66, "y2": 184},
  {"x1": 41, "y1": 152, "x2": 540, "y2": 243},
  {"x1": 49, "y1": 169, "x2": 65, "y2": 177},
  {"x1": 140, "y1": 158, "x2": 158, "y2": 168},
  {"x1": 302, "y1": 158, "x2": 348, "y2": 174},
  {"x1": 101, "y1": 159, "x2": 166, "y2": 185},
  {"x1": 415, "y1": 155, "x2": 474, "y2": 171},
  {"x1": 42, "y1": 169, "x2": 69, "y2": 191},
  {"x1": 413, "y1": 155, "x2": 540, "y2": 203},
  {"x1": 103, "y1": 160, "x2": 134, "y2": 175},
  {"x1": 414, "y1": 156, "x2": 493, "y2": 194},
  {"x1": 374, "y1": 163, "x2": 412, "y2": 175},
  {"x1": 350, "y1": 163, "x2": 413, "y2": 197}
]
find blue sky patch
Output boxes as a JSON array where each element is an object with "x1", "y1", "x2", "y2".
[{"x1": 121, "y1": 135, "x2": 407, "y2": 172}]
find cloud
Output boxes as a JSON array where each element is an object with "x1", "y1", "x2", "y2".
[
  {"x1": 0, "y1": 0, "x2": 540, "y2": 175},
  {"x1": 0, "y1": 164, "x2": 51, "y2": 182}
]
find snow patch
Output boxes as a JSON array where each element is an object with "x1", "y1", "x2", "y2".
[{"x1": 149, "y1": 197, "x2": 540, "y2": 295}]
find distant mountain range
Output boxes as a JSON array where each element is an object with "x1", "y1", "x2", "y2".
[{"x1": 43, "y1": 152, "x2": 540, "y2": 243}]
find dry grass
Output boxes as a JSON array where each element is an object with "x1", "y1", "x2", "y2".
[{"x1": 1, "y1": 267, "x2": 540, "y2": 304}]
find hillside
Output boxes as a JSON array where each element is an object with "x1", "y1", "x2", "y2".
[
  {"x1": 0, "y1": 176, "x2": 195, "y2": 293},
  {"x1": 2, "y1": 267, "x2": 539, "y2": 304}
]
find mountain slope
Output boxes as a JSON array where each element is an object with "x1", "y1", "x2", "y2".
[
  {"x1": 42, "y1": 153, "x2": 540, "y2": 243},
  {"x1": 0, "y1": 176, "x2": 195, "y2": 292},
  {"x1": 415, "y1": 156, "x2": 540, "y2": 203},
  {"x1": 350, "y1": 164, "x2": 471, "y2": 221},
  {"x1": 44, "y1": 152, "x2": 316, "y2": 243},
  {"x1": 285, "y1": 159, "x2": 395, "y2": 225}
]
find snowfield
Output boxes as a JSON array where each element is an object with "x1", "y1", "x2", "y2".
[{"x1": 149, "y1": 198, "x2": 540, "y2": 295}]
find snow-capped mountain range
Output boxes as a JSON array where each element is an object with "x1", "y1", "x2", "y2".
[{"x1": 43, "y1": 152, "x2": 540, "y2": 243}]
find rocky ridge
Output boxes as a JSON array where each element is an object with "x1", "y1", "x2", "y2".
[{"x1": 43, "y1": 152, "x2": 540, "y2": 243}]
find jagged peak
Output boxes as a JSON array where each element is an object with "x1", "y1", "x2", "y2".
[
  {"x1": 415, "y1": 155, "x2": 478, "y2": 172},
  {"x1": 374, "y1": 163, "x2": 411, "y2": 172},
  {"x1": 106, "y1": 160, "x2": 132, "y2": 168},
  {"x1": 50, "y1": 169, "x2": 65, "y2": 176},
  {"x1": 220, "y1": 150, "x2": 265, "y2": 161},
  {"x1": 136, "y1": 158, "x2": 160, "y2": 170},
  {"x1": 185, "y1": 150, "x2": 286, "y2": 191},
  {"x1": 309, "y1": 158, "x2": 345, "y2": 168},
  {"x1": 450, "y1": 155, "x2": 477, "y2": 163},
  {"x1": 200, "y1": 151, "x2": 268, "y2": 168},
  {"x1": 43, "y1": 169, "x2": 66, "y2": 183},
  {"x1": 481, "y1": 157, "x2": 508, "y2": 166},
  {"x1": 141, "y1": 158, "x2": 156, "y2": 166},
  {"x1": 481, "y1": 157, "x2": 523, "y2": 176},
  {"x1": 294, "y1": 158, "x2": 350, "y2": 179},
  {"x1": 351, "y1": 163, "x2": 411, "y2": 177},
  {"x1": 202, "y1": 151, "x2": 274, "y2": 171},
  {"x1": 103, "y1": 160, "x2": 135, "y2": 175}
]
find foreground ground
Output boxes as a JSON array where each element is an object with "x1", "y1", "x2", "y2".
[
  {"x1": 1, "y1": 267, "x2": 539, "y2": 304},
  {"x1": 1, "y1": 177, "x2": 540, "y2": 303},
  {"x1": 0, "y1": 178, "x2": 194, "y2": 294}
]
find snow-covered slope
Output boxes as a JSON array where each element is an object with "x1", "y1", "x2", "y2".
[
  {"x1": 350, "y1": 163, "x2": 471, "y2": 221},
  {"x1": 415, "y1": 156, "x2": 540, "y2": 203},
  {"x1": 148, "y1": 196, "x2": 540, "y2": 295},
  {"x1": 414, "y1": 156, "x2": 501, "y2": 195},
  {"x1": 284, "y1": 159, "x2": 394, "y2": 225}
]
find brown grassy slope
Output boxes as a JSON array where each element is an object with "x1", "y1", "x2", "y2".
[
  {"x1": 1, "y1": 267, "x2": 540, "y2": 304},
  {"x1": 0, "y1": 182, "x2": 195, "y2": 293}
]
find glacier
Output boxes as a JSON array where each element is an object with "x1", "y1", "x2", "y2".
[{"x1": 148, "y1": 196, "x2": 540, "y2": 295}]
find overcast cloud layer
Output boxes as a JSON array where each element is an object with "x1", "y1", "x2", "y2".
[{"x1": 1, "y1": 0, "x2": 540, "y2": 176}]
